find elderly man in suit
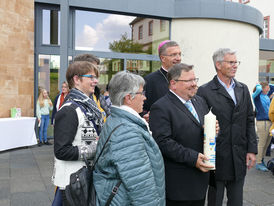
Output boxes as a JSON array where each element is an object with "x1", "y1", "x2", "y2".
[
  {"x1": 150, "y1": 63, "x2": 213, "y2": 206},
  {"x1": 142, "y1": 40, "x2": 181, "y2": 122},
  {"x1": 197, "y1": 48, "x2": 257, "y2": 206}
]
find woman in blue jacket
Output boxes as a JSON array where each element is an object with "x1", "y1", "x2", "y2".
[
  {"x1": 93, "y1": 71, "x2": 165, "y2": 206},
  {"x1": 253, "y1": 82, "x2": 274, "y2": 171}
]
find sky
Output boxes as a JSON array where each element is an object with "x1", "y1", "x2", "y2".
[
  {"x1": 42, "y1": 10, "x2": 135, "y2": 51},
  {"x1": 75, "y1": 11, "x2": 135, "y2": 51}
]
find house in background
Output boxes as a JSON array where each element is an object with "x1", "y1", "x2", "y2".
[{"x1": 228, "y1": 0, "x2": 274, "y2": 82}]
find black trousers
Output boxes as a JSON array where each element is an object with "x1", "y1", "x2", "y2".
[
  {"x1": 167, "y1": 198, "x2": 205, "y2": 206},
  {"x1": 207, "y1": 178, "x2": 245, "y2": 206}
]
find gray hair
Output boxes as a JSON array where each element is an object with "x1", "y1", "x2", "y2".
[
  {"x1": 159, "y1": 41, "x2": 179, "y2": 59},
  {"x1": 212, "y1": 48, "x2": 236, "y2": 70},
  {"x1": 109, "y1": 71, "x2": 145, "y2": 106},
  {"x1": 167, "y1": 63, "x2": 194, "y2": 83}
]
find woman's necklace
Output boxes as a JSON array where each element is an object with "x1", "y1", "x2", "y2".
[{"x1": 159, "y1": 69, "x2": 169, "y2": 83}]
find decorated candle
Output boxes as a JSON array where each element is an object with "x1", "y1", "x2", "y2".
[{"x1": 203, "y1": 110, "x2": 216, "y2": 170}]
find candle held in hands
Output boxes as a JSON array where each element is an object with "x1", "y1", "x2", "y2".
[{"x1": 204, "y1": 110, "x2": 216, "y2": 170}]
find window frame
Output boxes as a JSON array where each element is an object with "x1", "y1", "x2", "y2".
[
  {"x1": 148, "y1": 20, "x2": 153, "y2": 36},
  {"x1": 138, "y1": 25, "x2": 143, "y2": 40}
]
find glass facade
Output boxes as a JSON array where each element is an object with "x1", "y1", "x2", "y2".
[{"x1": 36, "y1": 5, "x2": 168, "y2": 106}]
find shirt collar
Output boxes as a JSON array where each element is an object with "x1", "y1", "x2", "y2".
[
  {"x1": 161, "y1": 67, "x2": 168, "y2": 72},
  {"x1": 112, "y1": 105, "x2": 152, "y2": 134},
  {"x1": 217, "y1": 76, "x2": 235, "y2": 89},
  {"x1": 169, "y1": 89, "x2": 188, "y2": 104}
]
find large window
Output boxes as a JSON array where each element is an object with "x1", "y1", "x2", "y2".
[
  {"x1": 35, "y1": 4, "x2": 169, "y2": 114},
  {"x1": 42, "y1": 9, "x2": 60, "y2": 45}
]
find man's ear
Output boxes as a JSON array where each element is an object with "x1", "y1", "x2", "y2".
[
  {"x1": 215, "y1": 61, "x2": 221, "y2": 71},
  {"x1": 169, "y1": 79, "x2": 176, "y2": 90}
]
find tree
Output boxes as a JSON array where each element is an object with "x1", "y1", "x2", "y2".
[{"x1": 109, "y1": 33, "x2": 144, "y2": 53}]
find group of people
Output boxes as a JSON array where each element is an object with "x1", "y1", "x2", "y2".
[
  {"x1": 252, "y1": 81, "x2": 274, "y2": 172},
  {"x1": 48, "y1": 39, "x2": 273, "y2": 206}
]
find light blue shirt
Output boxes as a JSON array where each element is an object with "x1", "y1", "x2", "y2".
[{"x1": 217, "y1": 76, "x2": 237, "y2": 105}]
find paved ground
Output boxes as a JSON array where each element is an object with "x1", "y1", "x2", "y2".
[{"x1": 0, "y1": 141, "x2": 273, "y2": 206}]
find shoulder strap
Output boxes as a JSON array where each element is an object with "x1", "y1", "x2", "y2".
[
  {"x1": 105, "y1": 180, "x2": 122, "y2": 206},
  {"x1": 92, "y1": 124, "x2": 123, "y2": 168}
]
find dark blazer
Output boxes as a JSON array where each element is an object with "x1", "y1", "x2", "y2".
[
  {"x1": 143, "y1": 68, "x2": 169, "y2": 113},
  {"x1": 149, "y1": 91, "x2": 210, "y2": 201},
  {"x1": 197, "y1": 75, "x2": 257, "y2": 181}
]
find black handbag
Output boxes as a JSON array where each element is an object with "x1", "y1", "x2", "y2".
[{"x1": 65, "y1": 124, "x2": 123, "y2": 206}]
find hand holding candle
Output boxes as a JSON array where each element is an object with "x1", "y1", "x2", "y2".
[{"x1": 203, "y1": 110, "x2": 216, "y2": 170}]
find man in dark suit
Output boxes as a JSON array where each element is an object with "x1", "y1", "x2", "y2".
[
  {"x1": 150, "y1": 63, "x2": 213, "y2": 206},
  {"x1": 142, "y1": 40, "x2": 181, "y2": 121},
  {"x1": 197, "y1": 48, "x2": 257, "y2": 206}
]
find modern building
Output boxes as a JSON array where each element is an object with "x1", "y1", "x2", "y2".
[{"x1": 0, "y1": 0, "x2": 267, "y2": 117}]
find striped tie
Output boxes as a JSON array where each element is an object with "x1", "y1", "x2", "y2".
[{"x1": 185, "y1": 100, "x2": 200, "y2": 122}]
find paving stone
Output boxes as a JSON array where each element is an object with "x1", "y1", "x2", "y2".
[
  {"x1": 0, "y1": 199, "x2": 10, "y2": 206},
  {"x1": 11, "y1": 192, "x2": 51, "y2": 206}
]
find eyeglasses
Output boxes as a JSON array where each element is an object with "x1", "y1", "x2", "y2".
[
  {"x1": 162, "y1": 53, "x2": 183, "y2": 58},
  {"x1": 221, "y1": 61, "x2": 241, "y2": 66},
  {"x1": 132, "y1": 91, "x2": 146, "y2": 96},
  {"x1": 79, "y1": 74, "x2": 98, "y2": 80},
  {"x1": 175, "y1": 78, "x2": 199, "y2": 84}
]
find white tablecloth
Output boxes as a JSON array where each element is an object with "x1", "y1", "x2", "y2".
[{"x1": 0, "y1": 117, "x2": 37, "y2": 151}]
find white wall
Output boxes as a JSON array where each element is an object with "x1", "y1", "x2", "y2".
[{"x1": 171, "y1": 18, "x2": 260, "y2": 93}]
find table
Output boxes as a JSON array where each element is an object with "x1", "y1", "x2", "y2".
[{"x1": 0, "y1": 117, "x2": 37, "y2": 152}]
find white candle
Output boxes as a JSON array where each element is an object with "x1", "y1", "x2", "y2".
[{"x1": 204, "y1": 110, "x2": 216, "y2": 170}]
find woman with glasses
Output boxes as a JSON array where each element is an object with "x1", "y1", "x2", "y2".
[
  {"x1": 93, "y1": 71, "x2": 165, "y2": 206},
  {"x1": 52, "y1": 61, "x2": 103, "y2": 205}
]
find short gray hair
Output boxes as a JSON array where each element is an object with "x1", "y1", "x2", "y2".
[
  {"x1": 212, "y1": 48, "x2": 236, "y2": 70},
  {"x1": 167, "y1": 63, "x2": 194, "y2": 84},
  {"x1": 159, "y1": 41, "x2": 179, "y2": 59},
  {"x1": 109, "y1": 71, "x2": 145, "y2": 106}
]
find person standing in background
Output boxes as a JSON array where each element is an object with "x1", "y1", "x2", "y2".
[
  {"x1": 252, "y1": 81, "x2": 274, "y2": 171},
  {"x1": 51, "y1": 81, "x2": 70, "y2": 125},
  {"x1": 142, "y1": 40, "x2": 182, "y2": 122},
  {"x1": 36, "y1": 88, "x2": 53, "y2": 146}
]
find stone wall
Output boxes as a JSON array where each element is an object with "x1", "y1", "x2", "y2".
[{"x1": 0, "y1": 0, "x2": 34, "y2": 117}]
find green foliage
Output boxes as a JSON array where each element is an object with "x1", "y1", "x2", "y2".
[{"x1": 109, "y1": 33, "x2": 145, "y2": 53}]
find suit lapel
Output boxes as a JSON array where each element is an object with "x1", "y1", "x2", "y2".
[
  {"x1": 167, "y1": 92, "x2": 201, "y2": 126},
  {"x1": 191, "y1": 97, "x2": 204, "y2": 125},
  {"x1": 234, "y1": 80, "x2": 243, "y2": 108}
]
